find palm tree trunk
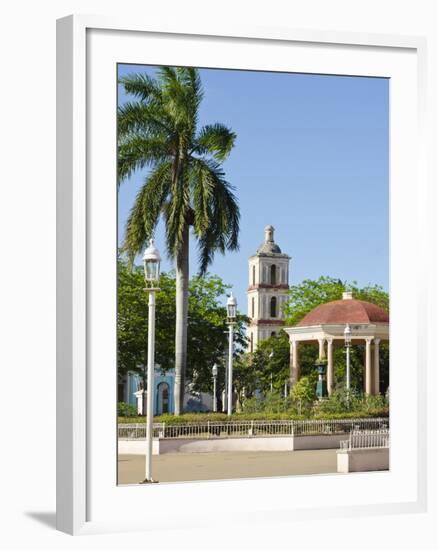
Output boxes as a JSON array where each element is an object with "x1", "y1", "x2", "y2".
[{"x1": 174, "y1": 224, "x2": 189, "y2": 415}]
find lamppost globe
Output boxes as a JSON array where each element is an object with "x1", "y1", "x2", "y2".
[
  {"x1": 212, "y1": 363, "x2": 218, "y2": 412},
  {"x1": 226, "y1": 292, "x2": 237, "y2": 322},
  {"x1": 344, "y1": 323, "x2": 352, "y2": 347},
  {"x1": 142, "y1": 238, "x2": 161, "y2": 284},
  {"x1": 212, "y1": 363, "x2": 218, "y2": 377}
]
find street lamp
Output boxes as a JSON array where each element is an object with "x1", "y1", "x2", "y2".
[
  {"x1": 212, "y1": 363, "x2": 218, "y2": 412},
  {"x1": 142, "y1": 239, "x2": 161, "y2": 483},
  {"x1": 344, "y1": 323, "x2": 352, "y2": 392},
  {"x1": 226, "y1": 293, "x2": 237, "y2": 416},
  {"x1": 268, "y1": 351, "x2": 274, "y2": 393}
]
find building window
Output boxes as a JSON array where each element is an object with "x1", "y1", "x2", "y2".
[
  {"x1": 251, "y1": 297, "x2": 255, "y2": 318},
  {"x1": 271, "y1": 331, "x2": 276, "y2": 337},
  {"x1": 270, "y1": 296, "x2": 277, "y2": 318},
  {"x1": 270, "y1": 265, "x2": 276, "y2": 285},
  {"x1": 252, "y1": 265, "x2": 256, "y2": 285},
  {"x1": 250, "y1": 333, "x2": 254, "y2": 353}
]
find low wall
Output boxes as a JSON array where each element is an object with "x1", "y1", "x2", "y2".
[
  {"x1": 337, "y1": 448, "x2": 389, "y2": 473},
  {"x1": 119, "y1": 433, "x2": 347, "y2": 455},
  {"x1": 293, "y1": 434, "x2": 347, "y2": 450},
  {"x1": 155, "y1": 436, "x2": 295, "y2": 454},
  {"x1": 118, "y1": 439, "x2": 161, "y2": 455}
]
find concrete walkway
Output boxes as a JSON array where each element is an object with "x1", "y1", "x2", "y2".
[{"x1": 118, "y1": 449, "x2": 338, "y2": 484}]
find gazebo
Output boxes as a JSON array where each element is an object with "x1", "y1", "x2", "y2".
[{"x1": 284, "y1": 292, "x2": 389, "y2": 395}]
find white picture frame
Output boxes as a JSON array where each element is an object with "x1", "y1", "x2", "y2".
[{"x1": 56, "y1": 14, "x2": 428, "y2": 535}]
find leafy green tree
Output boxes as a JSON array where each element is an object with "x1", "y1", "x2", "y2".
[
  {"x1": 232, "y1": 354, "x2": 260, "y2": 411},
  {"x1": 291, "y1": 376, "x2": 317, "y2": 414},
  {"x1": 186, "y1": 275, "x2": 247, "y2": 394},
  {"x1": 283, "y1": 276, "x2": 389, "y2": 326},
  {"x1": 118, "y1": 260, "x2": 178, "y2": 378},
  {"x1": 250, "y1": 331, "x2": 290, "y2": 394},
  {"x1": 117, "y1": 260, "x2": 247, "y2": 401},
  {"x1": 118, "y1": 67, "x2": 240, "y2": 414}
]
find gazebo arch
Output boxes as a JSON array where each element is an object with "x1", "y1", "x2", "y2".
[{"x1": 284, "y1": 292, "x2": 389, "y2": 395}]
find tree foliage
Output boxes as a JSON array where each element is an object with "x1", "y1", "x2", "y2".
[
  {"x1": 283, "y1": 276, "x2": 389, "y2": 327},
  {"x1": 291, "y1": 376, "x2": 317, "y2": 404},
  {"x1": 249, "y1": 331, "x2": 291, "y2": 394},
  {"x1": 117, "y1": 259, "x2": 247, "y2": 393}
]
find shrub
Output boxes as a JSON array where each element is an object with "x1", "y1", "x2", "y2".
[
  {"x1": 117, "y1": 402, "x2": 138, "y2": 418},
  {"x1": 315, "y1": 389, "x2": 389, "y2": 416},
  {"x1": 291, "y1": 376, "x2": 316, "y2": 405}
]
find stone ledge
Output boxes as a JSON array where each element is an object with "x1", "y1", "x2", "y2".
[
  {"x1": 119, "y1": 433, "x2": 349, "y2": 455},
  {"x1": 337, "y1": 447, "x2": 389, "y2": 473}
]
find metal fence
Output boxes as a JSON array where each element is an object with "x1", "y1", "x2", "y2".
[
  {"x1": 339, "y1": 428, "x2": 390, "y2": 451},
  {"x1": 118, "y1": 418, "x2": 389, "y2": 440}
]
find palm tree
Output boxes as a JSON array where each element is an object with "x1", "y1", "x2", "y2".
[{"x1": 118, "y1": 67, "x2": 240, "y2": 415}]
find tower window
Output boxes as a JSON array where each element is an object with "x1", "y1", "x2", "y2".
[
  {"x1": 270, "y1": 265, "x2": 277, "y2": 285},
  {"x1": 270, "y1": 296, "x2": 277, "y2": 318},
  {"x1": 250, "y1": 333, "x2": 254, "y2": 353},
  {"x1": 251, "y1": 297, "x2": 255, "y2": 318},
  {"x1": 252, "y1": 265, "x2": 256, "y2": 285}
]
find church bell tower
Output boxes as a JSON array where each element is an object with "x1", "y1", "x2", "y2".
[{"x1": 247, "y1": 225, "x2": 291, "y2": 352}]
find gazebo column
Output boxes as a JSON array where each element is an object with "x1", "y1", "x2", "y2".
[
  {"x1": 327, "y1": 338, "x2": 334, "y2": 395},
  {"x1": 290, "y1": 340, "x2": 300, "y2": 386},
  {"x1": 365, "y1": 338, "x2": 373, "y2": 395},
  {"x1": 373, "y1": 338, "x2": 381, "y2": 395},
  {"x1": 318, "y1": 338, "x2": 326, "y2": 360}
]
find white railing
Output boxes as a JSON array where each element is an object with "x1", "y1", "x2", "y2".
[
  {"x1": 118, "y1": 418, "x2": 389, "y2": 440},
  {"x1": 339, "y1": 428, "x2": 390, "y2": 451},
  {"x1": 287, "y1": 418, "x2": 388, "y2": 436}
]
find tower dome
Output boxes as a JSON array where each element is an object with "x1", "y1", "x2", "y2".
[{"x1": 256, "y1": 225, "x2": 282, "y2": 255}]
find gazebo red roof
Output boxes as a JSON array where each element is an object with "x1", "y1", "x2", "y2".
[{"x1": 297, "y1": 299, "x2": 389, "y2": 326}]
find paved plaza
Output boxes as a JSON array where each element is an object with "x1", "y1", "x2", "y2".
[{"x1": 118, "y1": 449, "x2": 338, "y2": 484}]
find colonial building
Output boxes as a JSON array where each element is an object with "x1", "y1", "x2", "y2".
[
  {"x1": 247, "y1": 225, "x2": 291, "y2": 351},
  {"x1": 119, "y1": 367, "x2": 214, "y2": 414}
]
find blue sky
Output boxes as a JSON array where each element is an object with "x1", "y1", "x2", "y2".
[{"x1": 118, "y1": 65, "x2": 389, "y2": 310}]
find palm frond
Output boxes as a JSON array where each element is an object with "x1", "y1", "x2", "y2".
[
  {"x1": 118, "y1": 135, "x2": 172, "y2": 183},
  {"x1": 195, "y1": 123, "x2": 236, "y2": 162},
  {"x1": 157, "y1": 67, "x2": 202, "y2": 139},
  {"x1": 119, "y1": 73, "x2": 162, "y2": 102},
  {"x1": 122, "y1": 161, "x2": 172, "y2": 261},
  {"x1": 118, "y1": 102, "x2": 172, "y2": 139},
  {"x1": 189, "y1": 158, "x2": 240, "y2": 274}
]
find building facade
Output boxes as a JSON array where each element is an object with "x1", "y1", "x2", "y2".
[
  {"x1": 247, "y1": 225, "x2": 291, "y2": 351},
  {"x1": 120, "y1": 367, "x2": 214, "y2": 415}
]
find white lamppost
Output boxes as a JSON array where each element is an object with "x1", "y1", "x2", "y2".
[
  {"x1": 142, "y1": 239, "x2": 161, "y2": 483},
  {"x1": 212, "y1": 363, "x2": 218, "y2": 412},
  {"x1": 226, "y1": 293, "x2": 237, "y2": 417},
  {"x1": 269, "y1": 351, "x2": 274, "y2": 393},
  {"x1": 344, "y1": 323, "x2": 352, "y2": 392}
]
